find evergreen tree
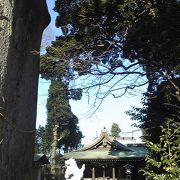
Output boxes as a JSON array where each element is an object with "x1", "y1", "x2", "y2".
[
  {"x1": 35, "y1": 125, "x2": 52, "y2": 154},
  {"x1": 111, "y1": 122, "x2": 121, "y2": 138},
  {"x1": 38, "y1": 17, "x2": 84, "y2": 154},
  {"x1": 35, "y1": 80, "x2": 83, "y2": 154},
  {"x1": 47, "y1": 79, "x2": 83, "y2": 152}
]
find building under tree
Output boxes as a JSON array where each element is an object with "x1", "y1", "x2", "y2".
[{"x1": 61, "y1": 128, "x2": 147, "y2": 180}]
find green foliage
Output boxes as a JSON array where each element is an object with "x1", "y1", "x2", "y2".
[
  {"x1": 55, "y1": 0, "x2": 179, "y2": 70},
  {"x1": 35, "y1": 80, "x2": 83, "y2": 154},
  {"x1": 47, "y1": 81, "x2": 72, "y2": 126},
  {"x1": 110, "y1": 122, "x2": 121, "y2": 137},
  {"x1": 142, "y1": 120, "x2": 180, "y2": 180},
  {"x1": 127, "y1": 79, "x2": 180, "y2": 179},
  {"x1": 46, "y1": 1, "x2": 180, "y2": 179},
  {"x1": 39, "y1": 21, "x2": 84, "y2": 154},
  {"x1": 127, "y1": 79, "x2": 180, "y2": 143},
  {"x1": 47, "y1": 80, "x2": 83, "y2": 152},
  {"x1": 122, "y1": 0, "x2": 180, "y2": 92},
  {"x1": 45, "y1": 0, "x2": 180, "y2": 101},
  {"x1": 35, "y1": 125, "x2": 52, "y2": 154},
  {"x1": 54, "y1": 0, "x2": 136, "y2": 65},
  {"x1": 49, "y1": 0, "x2": 180, "y2": 142},
  {"x1": 40, "y1": 37, "x2": 83, "y2": 81},
  {"x1": 42, "y1": 0, "x2": 148, "y2": 100}
]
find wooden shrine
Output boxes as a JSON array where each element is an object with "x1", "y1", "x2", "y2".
[{"x1": 61, "y1": 128, "x2": 147, "y2": 180}]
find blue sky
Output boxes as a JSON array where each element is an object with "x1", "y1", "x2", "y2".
[
  {"x1": 37, "y1": 78, "x2": 145, "y2": 144},
  {"x1": 36, "y1": 0, "x2": 146, "y2": 145}
]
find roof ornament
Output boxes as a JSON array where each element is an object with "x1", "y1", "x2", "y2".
[{"x1": 102, "y1": 127, "x2": 107, "y2": 132}]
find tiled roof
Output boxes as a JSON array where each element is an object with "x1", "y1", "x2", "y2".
[
  {"x1": 62, "y1": 128, "x2": 147, "y2": 160},
  {"x1": 62, "y1": 148, "x2": 146, "y2": 160}
]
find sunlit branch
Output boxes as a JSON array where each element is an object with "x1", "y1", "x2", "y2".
[{"x1": 111, "y1": 81, "x2": 149, "y2": 98}]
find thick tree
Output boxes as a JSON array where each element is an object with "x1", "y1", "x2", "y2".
[{"x1": 0, "y1": 1, "x2": 50, "y2": 179}]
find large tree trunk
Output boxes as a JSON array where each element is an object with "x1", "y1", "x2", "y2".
[{"x1": 0, "y1": 0, "x2": 50, "y2": 180}]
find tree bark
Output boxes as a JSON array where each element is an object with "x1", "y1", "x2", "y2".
[{"x1": 0, "y1": 0, "x2": 50, "y2": 180}]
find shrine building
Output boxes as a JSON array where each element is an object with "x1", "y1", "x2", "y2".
[{"x1": 61, "y1": 128, "x2": 147, "y2": 180}]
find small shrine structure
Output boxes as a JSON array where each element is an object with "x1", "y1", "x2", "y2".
[
  {"x1": 61, "y1": 128, "x2": 147, "y2": 180},
  {"x1": 33, "y1": 154, "x2": 50, "y2": 180}
]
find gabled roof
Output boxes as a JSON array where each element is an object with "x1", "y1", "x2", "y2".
[
  {"x1": 62, "y1": 128, "x2": 147, "y2": 161},
  {"x1": 80, "y1": 128, "x2": 131, "y2": 152}
]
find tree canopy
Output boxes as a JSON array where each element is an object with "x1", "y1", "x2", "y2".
[
  {"x1": 40, "y1": 0, "x2": 180, "y2": 143},
  {"x1": 110, "y1": 122, "x2": 121, "y2": 137},
  {"x1": 127, "y1": 78, "x2": 180, "y2": 143},
  {"x1": 51, "y1": 0, "x2": 180, "y2": 95},
  {"x1": 41, "y1": 0, "x2": 180, "y2": 138},
  {"x1": 39, "y1": 1, "x2": 180, "y2": 178}
]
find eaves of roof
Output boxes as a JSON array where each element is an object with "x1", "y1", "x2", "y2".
[{"x1": 62, "y1": 148, "x2": 146, "y2": 160}]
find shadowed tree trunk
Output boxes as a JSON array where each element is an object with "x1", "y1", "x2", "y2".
[{"x1": 0, "y1": 0, "x2": 50, "y2": 179}]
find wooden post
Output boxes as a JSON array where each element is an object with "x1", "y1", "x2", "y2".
[
  {"x1": 37, "y1": 168, "x2": 41, "y2": 180},
  {"x1": 92, "y1": 167, "x2": 95, "y2": 180},
  {"x1": 118, "y1": 167, "x2": 121, "y2": 179},
  {"x1": 112, "y1": 167, "x2": 115, "y2": 180},
  {"x1": 102, "y1": 166, "x2": 105, "y2": 178}
]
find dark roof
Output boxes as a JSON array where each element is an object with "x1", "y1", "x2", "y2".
[
  {"x1": 34, "y1": 154, "x2": 50, "y2": 164},
  {"x1": 62, "y1": 128, "x2": 147, "y2": 161}
]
